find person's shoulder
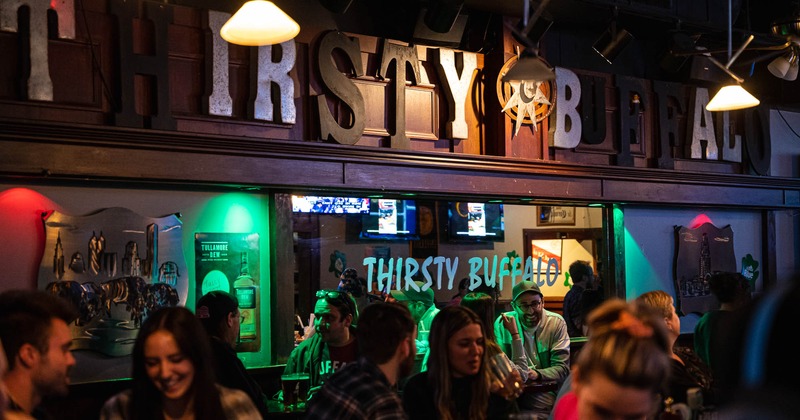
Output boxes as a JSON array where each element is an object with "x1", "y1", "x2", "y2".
[
  {"x1": 100, "y1": 389, "x2": 133, "y2": 420},
  {"x1": 404, "y1": 370, "x2": 429, "y2": 388},
  {"x1": 544, "y1": 308, "x2": 566, "y2": 322}
]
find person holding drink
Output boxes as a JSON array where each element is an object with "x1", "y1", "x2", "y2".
[
  {"x1": 283, "y1": 289, "x2": 359, "y2": 405},
  {"x1": 493, "y1": 281, "x2": 570, "y2": 416},
  {"x1": 402, "y1": 306, "x2": 521, "y2": 420},
  {"x1": 100, "y1": 307, "x2": 260, "y2": 420}
]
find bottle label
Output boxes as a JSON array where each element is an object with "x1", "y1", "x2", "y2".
[
  {"x1": 236, "y1": 286, "x2": 257, "y2": 340},
  {"x1": 236, "y1": 286, "x2": 256, "y2": 308}
]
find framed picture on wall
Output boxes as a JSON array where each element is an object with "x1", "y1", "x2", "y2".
[{"x1": 537, "y1": 206, "x2": 576, "y2": 226}]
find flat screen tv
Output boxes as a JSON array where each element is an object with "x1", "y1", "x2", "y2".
[
  {"x1": 291, "y1": 195, "x2": 370, "y2": 214},
  {"x1": 357, "y1": 199, "x2": 419, "y2": 241},
  {"x1": 447, "y1": 202, "x2": 505, "y2": 242}
]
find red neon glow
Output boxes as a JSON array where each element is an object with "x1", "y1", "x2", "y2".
[
  {"x1": 688, "y1": 214, "x2": 714, "y2": 229},
  {"x1": 0, "y1": 188, "x2": 60, "y2": 289}
]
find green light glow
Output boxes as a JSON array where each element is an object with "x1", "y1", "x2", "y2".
[
  {"x1": 196, "y1": 193, "x2": 262, "y2": 233},
  {"x1": 224, "y1": 203, "x2": 255, "y2": 232}
]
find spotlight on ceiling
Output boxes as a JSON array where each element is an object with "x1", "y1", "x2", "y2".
[
  {"x1": 768, "y1": 48, "x2": 798, "y2": 81},
  {"x1": 423, "y1": 0, "x2": 465, "y2": 33},
  {"x1": 593, "y1": 28, "x2": 633, "y2": 64},
  {"x1": 592, "y1": 7, "x2": 633, "y2": 64}
]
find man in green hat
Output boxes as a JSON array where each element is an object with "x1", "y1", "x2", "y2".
[{"x1": 494, "y1": 280, "x2": 570, "y2": 416}]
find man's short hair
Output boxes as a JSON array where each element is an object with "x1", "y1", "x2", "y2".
[
  {"x1": 568, "y1": 260, "x2": 593, "y2": 284},
  {"x1": 0, "y1": 289, "x2": 78, "y2": 369},
  {"x1": 196, "y1": 290, "x2": 239, "y2": 337},
  {"x1": 356, "y1": 302, "x2": 415, "y2": 364},
  {"x1": 316, "y1": 290, "x2": 358, "y2": 323}
]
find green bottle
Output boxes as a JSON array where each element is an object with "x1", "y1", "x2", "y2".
[{"x1": 234, "y1": 252, "x2": 257, "y2": 342}]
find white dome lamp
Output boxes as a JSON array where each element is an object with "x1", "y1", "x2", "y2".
[{"x1": 220, "y1": 1, "x2": 300, "y2": 46}]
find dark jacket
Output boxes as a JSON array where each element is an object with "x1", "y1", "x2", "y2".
[{"x1": 209, "y1": 336, "x2": 269, "y2": 417}]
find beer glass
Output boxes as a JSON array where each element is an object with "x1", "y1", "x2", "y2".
[{"x1": 281, "y1": 373, "x2": 310, "y2": 412}]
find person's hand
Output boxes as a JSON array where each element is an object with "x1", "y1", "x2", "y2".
[
  {"x1": 491, "y1": 369, "x2": 524, "y2": 400},
  {"x1": 501, "y1": 313, "x2": 519, "y2": 336},
  {"x1": 304, "y1": 314, "x2": 316, "y2": 339}
]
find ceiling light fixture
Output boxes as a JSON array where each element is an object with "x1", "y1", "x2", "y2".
[
  {"x1": 501, "y1": 0, "x2": 554, "y2": 83},
  {"x1": 220, "y1": 1, "x2": 300, "y2": 46},
  {"x1": 706, "y1": 0, "x2": 759, "y2": 112},
  {"x1": 592, "y1": 7, "x2": 634, "y2": 64}
]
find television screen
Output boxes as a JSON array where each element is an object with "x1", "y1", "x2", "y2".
[
  {"x1": 358, "y1": 199, "x2": 419, "y2": 241},
  {"x1": 448, "y1": 202, "x2": 505, "y2": 242},
  {"x1": 291, "y1": 195, "x2": 370, "y2": 214}
]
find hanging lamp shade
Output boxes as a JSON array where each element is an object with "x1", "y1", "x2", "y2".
[
  {"x1": 502, "y1": 53, "x2": 555, "y2": 83},
  {"x1": 220, "y1": 1, "x2": 300, "y2": 46},
  {"x1": 706, "y1": 84, "x2": 760, "y2": 111}
]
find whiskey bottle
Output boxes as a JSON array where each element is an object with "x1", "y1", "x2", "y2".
[{"x1": 233, "y1": 252, "x2": 258, "y2": 344}]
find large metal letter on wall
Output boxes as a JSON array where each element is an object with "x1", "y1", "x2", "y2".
[{"x1": 0, "y1": 0, "x2": 75, "y2": 101}]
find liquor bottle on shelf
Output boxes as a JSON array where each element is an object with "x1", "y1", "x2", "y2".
[{"x1": 233, "y1": 251, "x2": 259, "y2": 351}]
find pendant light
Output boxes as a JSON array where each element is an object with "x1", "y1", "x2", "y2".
[
  {"x1": 706, "y1": 0, "x2": 759, "y2": 112},
  {"x1": 220, "y1": 1, "x2": 300, "y2": 46}
]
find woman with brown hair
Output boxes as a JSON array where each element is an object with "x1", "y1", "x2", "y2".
[
  {"x1": 100, "y1": 307, "x2": 260, "y2": 420},
  {"x1": 402, "y1": 305, "x2": 520, "y2": 420}
]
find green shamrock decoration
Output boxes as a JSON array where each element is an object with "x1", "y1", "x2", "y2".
[
  {"x1": 329, "y1": 250, "x2": 346, "y2": 278},
  {"x1": 741, "y1": 254, "x2": 759, "y2": 290}
]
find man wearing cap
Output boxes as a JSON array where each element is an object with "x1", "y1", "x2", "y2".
[
  {"x1": 493, "y1": 280, "x2": 570, "y2": 416},
  {"x1": 196, "y1": 290, "x2": 268, "y2": 417},
  {"x1": 390, "y1": 280, "x2": 439, "y2": 356}
]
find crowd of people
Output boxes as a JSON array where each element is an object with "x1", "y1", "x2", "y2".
[{"x1": 1, "y1": 267, "x2": 798, "y2": 419}]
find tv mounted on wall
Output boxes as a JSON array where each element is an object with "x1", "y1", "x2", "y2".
[
  {"x1": 291, "y1": 195, "x2": 370, "y2": 214},
  {"x1": 355, "y1": 198, "x2": 419, "y2": 241},
  {"x1": 447, "y1": 202, "x2": 505, "y2": 242}
]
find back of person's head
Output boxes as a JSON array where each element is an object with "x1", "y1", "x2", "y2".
[
  {"x1": 0, "y1": 289, "x2": 78, "y2": 369},
  {"x1": 741, "y1": 280, "x2": 800, "y2": 392},
  {"x1": 569, "y1": 260, "x2": 593, "y2": 284},
  {"x1": 452, "y1": 277, "x2": 469, "y2": 298},
  {"x1": 338, "y1": 268, "x2": 363, "y2": 298},
  {"x1": 635, "y1": 290, "x2": 673, "y2": 318},
  {"x1": 316, "y1": 289, "x2": 359, "y2": 325},
  {"x1": 130, "y1": 306, "x2": 225, "y2": 420},
  {"x1": 356, "y1": 302, "x2": 415, "y2": 364},
  {"x1": 460, "y1": 292, "x2": 496, "y2": 343},
  {"x1": 576, "y1": 298, "x2": 671, "y2": 394},
  {"x1": 716, "y1": 279, "x2": 800, "y2": 419},
  {"x1": 196, "y1": 290, "x2": 238, "y2": 338},
  {"x1": 428, "y1": 305, "x2": 489, "y2": 420},
  {"x1": 708, "y1": 271, "x2": 750, "y2": 305}
]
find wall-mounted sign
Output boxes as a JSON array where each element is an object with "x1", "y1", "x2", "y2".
[
  {"x1": 195, "y1": 232, "x2": 261, "y2": 352},
  {"x1": 39, "y1": 207, "x2": 186, "y2": 357},
  {"x1": 674, "y1": 222, "x2": 736, "y2": 314}
]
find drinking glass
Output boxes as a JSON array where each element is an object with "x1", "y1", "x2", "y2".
[
  {"x1": 487, "y1": 353, "x2": 515, "y2": 388},
  {"x1": 281, "y1": 373, "x2": 310, "y2": 412}
]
